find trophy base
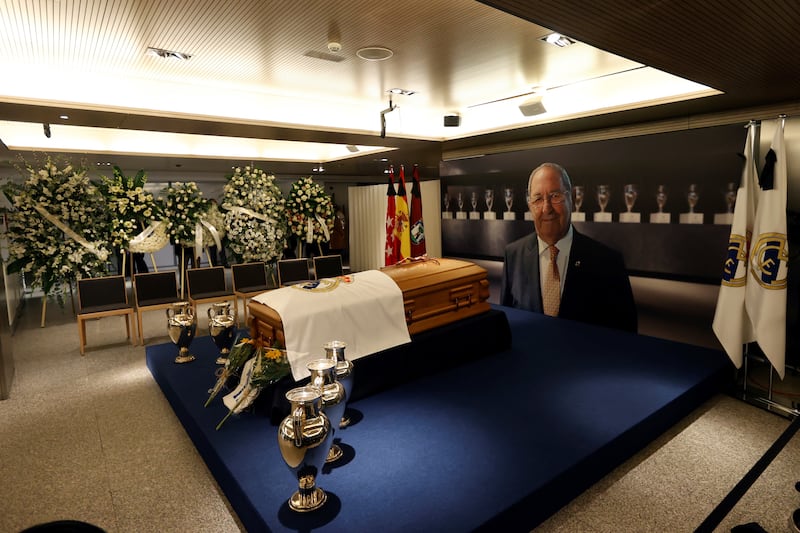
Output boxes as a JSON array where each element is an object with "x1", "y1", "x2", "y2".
[
  {"x1": 174, "y1": 353, "x2": 195, "y2": 364},
  {"x1": 572, "y1": 212, "x2": 586, "y2": 221},
  {"x1": 650, "y1": 212, "x2": 671, "y2": 224},
  {"x1": 714, "y1": 213, "x2": 734, "y2": 225},
  {"x1": 594, "y1": 212, "x2": 612, "y2": 222},
  {"x1": 503, "y1": 212, "x2": 516, "y2": 220},
  {"x1": 288, "y1": 486, "x2": 327, "y2": 513},
  {"x1": 325, "y1": 443, "x2": 344, "y2": 463},
  {"x1": 483, "y1": 212, "x2": 496, "y2": 220},
  {"x1": 455, "y1": 211, "x2": 467, "y2": 220},
  {"x1": 523, "y1": 212, "x2": 533, "y2": 221},
  {"x1": 469, "y1": 211, "x2": 480, "y2": 220},
  {"x1": 619, "y1": 212, "x2": 641, "y2": 223},
  {"x1": 679, "y1": 213, "x2": 704, "y2": 224},
  {"x1": 441, "y1": 211, "x2": 452, "y2": 219}
]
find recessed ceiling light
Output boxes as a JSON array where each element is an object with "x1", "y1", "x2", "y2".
[
  {"x1": 146, "y1": 46, "x2": 192, "y2": 60},
  {"x1": 542, "y1": 33, "x2": 575, "y2": 47},
  {"x1": 356, "y1": 47, "x2": 393, "y2": 61},
  {"x1": 59, "y1": 114, "x2": 69, "y2": 120}
]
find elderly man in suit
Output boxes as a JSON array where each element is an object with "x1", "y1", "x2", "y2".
[{"x1": 501, "y1": 163, "x2": 637, "y2": 333}]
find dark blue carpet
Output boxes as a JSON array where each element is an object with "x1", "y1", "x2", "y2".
[{"x1": 146, "y1": 305, "x2": 731, "y2": 532}]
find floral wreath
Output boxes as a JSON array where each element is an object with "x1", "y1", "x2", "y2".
[
  {"x1": 4, "y1": 157, "x2": 111, "y2": 297},
  {"x1": 286, "y1": 176, "x2": 334, "y2": 245},
  {"x1": 221, "y1": 166, "x2": 287, "y2": 263},
  {"x1": 160, "y1": 181, "x2": 209, "y2": 247},
  {"x1": 96, "y1": 166, "x2": 161, "y2": 250}
]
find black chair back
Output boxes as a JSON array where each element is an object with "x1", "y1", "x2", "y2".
[
  {"x1": 78, "y1": 275, "x2": 128, "y2": 312},
  {"x1": 313, "y1": 254, "x2": 344, "y2": 279},
  {"x1": 232, "y1": 262, "x2": 270, "y2": 292},
  {"x1": 186, "y1": 266, "x2": 228, "y2": 298},
  {"x1": 277, "y1": 258, "x2": 310, "y2": 286},
  {"x1": 134, "y1": 271, "x2": 179, "y2": 306}
]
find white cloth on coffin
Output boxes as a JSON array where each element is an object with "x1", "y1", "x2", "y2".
[{"x1": 252, "y1": 269, "x2": 411, "y2": 380}]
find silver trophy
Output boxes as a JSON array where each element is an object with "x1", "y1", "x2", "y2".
[
  {"x1": 277, "y1": 386, "x2": 333, "y2": 512},
  {"x1": 208, "y1": 302, "x2": 236, "y2": 365},
  {"x1": 573, "y1": 186, "x2": 584, "y2": 212},
  {"x1": 656, "y1": 185, "x2": 668, "y2": 213},
  {"x1": 623, "y1": 184, "x2": 638, "y2": 213},
  {"x1": 485, "y1": 189, "x2": 494, "y2": 211},
  {"x1": 504, "y1": 188, "x2": 514, "y2": 212},
  {"x1": 597, "y1": 185, "x2": 610, "y2": 213},
  {"x1": 725, "y1": 182, "x2": 737, "y2": 213},
  {"x1": 687, "y1": 184, "x2": 699, "y2": 213},
  {"x1": 306, "y1": 359, "x2": 347, "y2": 464},
  {"x1": 166, "y1": 301, "x2": 196, "y2": 364},
  {"x1": 323, "y1": 340, "x2": 353, "y2": 428}
]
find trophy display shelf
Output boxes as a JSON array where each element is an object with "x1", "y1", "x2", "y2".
[{"x1": 248, "y1": 258, "x2": 491, "y2": 349}]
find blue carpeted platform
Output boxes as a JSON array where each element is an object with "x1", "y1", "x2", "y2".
[{"x1": 146, "y1": 305, "x2": 731, "y2": 532}]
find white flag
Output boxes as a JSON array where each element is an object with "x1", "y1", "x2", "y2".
[
  {"x1": 712, "y1": 121, "x2": 759, "y2": 367},
  {"x1": 745, "y1": 116, "x2": 789, "y2": 378}
]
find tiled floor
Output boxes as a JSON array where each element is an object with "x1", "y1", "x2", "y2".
[{"x1": 0, "y1": 279, "x2": 798, "y2": 532}]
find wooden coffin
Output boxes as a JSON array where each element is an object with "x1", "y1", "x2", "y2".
[{"x1": 248, "y1": 258, "x2": 490, "y2": 346}]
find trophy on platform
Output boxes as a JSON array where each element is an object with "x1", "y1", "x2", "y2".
[
  {"x1": 573, "y1": 186, "x2": 584, "y2": 212},
  {"x1": 597, "y1": 185, "x2": 610, "y2": 212},
  {"x1": 484, "y1": 189, "x2": 496, "y2": 219},
  {"x1": 725, "y1": 182, "x2": 737, "y2": 213},
  {"x1": 623, "y1": 184, "x2": 638, "y2": 213},
  {"x1": 469, "y1": 191, "x2": 480, "y2": 219},
  {"x1": 656, "y1": 185, "x2": 668, "y2": 213},
  {"x1": 167, "y1": 301, "x2": 197, "y2": 364},
  {"x1": 687, "y1": 184, "x2": 699, "y2": 213},
  {"x1": 457, "y1": 192, "x2": 464, "y2": 212},
  {"x1": 442, "y1": 193, "x2": 451, "y2": 219},
  {"x1": 504, "y1": 188, "x2": 514, "y2": 212}
]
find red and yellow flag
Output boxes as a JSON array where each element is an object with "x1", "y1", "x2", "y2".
[
  {"x1": 384, "y1": 168, "x2": 398, "y2": 266},
  {"x1": 394, "y1": 165, "x2": 411, "y2": 261}
]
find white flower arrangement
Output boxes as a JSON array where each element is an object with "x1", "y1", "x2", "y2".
[
  {"x1": 96, "y1": 166, "x2": 161, "y2": 249},
  {"x1": 4, "y1": 157, "x2": 111, "y2": 297},
  {"x1": 221, "y1": 166, "x2": 287, "y2": 263},
  {"x1": 160, "y1": 181, "x2": 209, "y2": 246},
  {"x1": 286, "y1": 176, "x2": 334, "y2": 245},
  {"x1": 201, "y1": 201, "x2": 226, "y2": 247}
]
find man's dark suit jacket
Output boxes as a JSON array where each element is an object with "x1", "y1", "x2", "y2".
[{"x1": 501, "y1": 228, "x2": 638, "y2": 333}]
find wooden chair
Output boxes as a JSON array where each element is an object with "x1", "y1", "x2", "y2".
[
  {"x1": 133, "y1": 271, "x2": 180, "y2": 344},
  {"x1": 231, "y1": 262, "x2": 274, "y2": 326},
  {"x1": 185, "y1": 266, "x2": 237, "y2": 324},
  {"x1": 313, "y1": 254, "x2": 344, "y2": 279},
  {"x1": 277, "y1": 258, "x2": 312, "y2": 286},
  {"x1": 76, "y1": 275, "x2": 136, "y2": 355}
]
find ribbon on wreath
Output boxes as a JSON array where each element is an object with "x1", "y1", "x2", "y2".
[
  {"x1": 224, "y1": 205, "x2": 278, "y2": 225},
  {"x1": 194, "y1": 218, "x2": 222, "y2": 258},
  {"x1": 305, "y1": 214, "x2": 331, "y2": 244},
  {"x1": 33, "y1": 204, "x2": 109, "y2": 261}
]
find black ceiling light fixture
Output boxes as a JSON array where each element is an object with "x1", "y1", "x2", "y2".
[{"x1": 380, "y1": 94, "x2": 397, "y2": 138}]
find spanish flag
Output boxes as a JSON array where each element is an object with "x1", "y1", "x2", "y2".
[
  {"x1": 384, "y1": 168, "x2": 398, "y2": 266},
  {"x1": 394, "y1": 165, "x2": 411, "y2": 261}
]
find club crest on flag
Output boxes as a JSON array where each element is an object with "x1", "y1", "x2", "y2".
[
  {"x1": 749, "y1": 232, "x2": 788, "y2": 289},
  {"x1": 721, "y1": 233, "x2": 749, "y2": 287}
]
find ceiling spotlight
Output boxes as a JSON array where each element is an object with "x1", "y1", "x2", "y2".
[
  {"x1": 313, "y1": 163, "x2": 325, "y2": 173},
  {"x1": 519, "y1": 95, "x2": 547, "y2": 116},
  {"x1": 542, "y1": 33, "x2": 575, "y2": 47},
  {"x1": 59, "y1": 115, "x2": 69, "y2": 120},
  {"x1": 146, "y1": 46, "x2": 192, "y2": 60}
]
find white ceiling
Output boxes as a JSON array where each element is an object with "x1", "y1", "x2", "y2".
[{"x1": 0, "y1": 0, "x2": 717, "y2": 172}]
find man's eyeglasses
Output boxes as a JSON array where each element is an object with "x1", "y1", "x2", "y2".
[{"x1": 529, "y1": 190, "x2": 569, "y2": 209}]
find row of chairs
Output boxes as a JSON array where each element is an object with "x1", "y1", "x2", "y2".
[{"x1": 76, "y1": 255, "x2": 344, "y2": 354}]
